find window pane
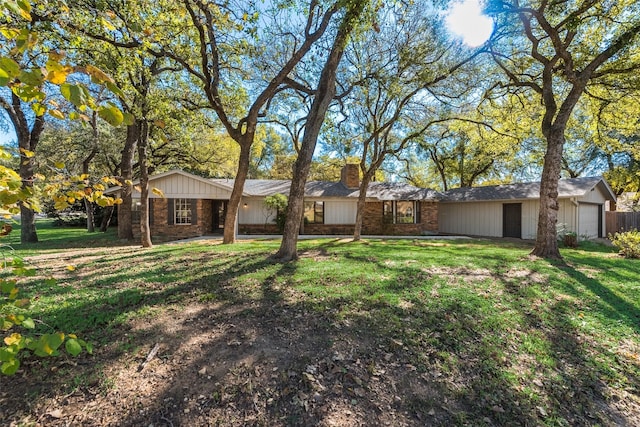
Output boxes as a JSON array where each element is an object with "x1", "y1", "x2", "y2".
[
  {"x1": 315, "y1": 201, "x2": 324, "y2": 224},
  {"x1": 396, "y1": 201, "x2": 414, "y2": 224},
  {"x1": 175, "y1": 198, "x2": 192, "y2": 225},
  {"x1": 303, "y1": 201, "x2": 315, "y2": 223},
  {"x1": 383, "y1": 201, "x2": 394, "y2": 224}
]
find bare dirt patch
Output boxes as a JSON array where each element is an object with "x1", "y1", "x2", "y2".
[
  {"x1": 1, "y1": 250, "x2": 449, "y2": 426},
  {"x1": 1, "y1": 245, "x2": 637, "y2": 427}
]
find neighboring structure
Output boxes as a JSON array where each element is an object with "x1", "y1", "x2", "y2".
[
  {"x1": 109, "y1": 168, "x2": 616, "y2": 243},
  {"x1": 438, "y1": 177, "x2": 616, "y2": 241}
]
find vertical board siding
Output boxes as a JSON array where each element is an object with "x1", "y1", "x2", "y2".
[
  {"x1": 578, "y1": 185, "x2": 608, "y2": 204},
  {"x1": 439, "y1": 199, "x2": 577, "y2": 239},
  {"x1": 238, "y1": 199, "x2": 276, "y2": 225},
  {"x1": 149, "y1": 175, "x2": 232, "y2": 199},
  {"x1": 578, "y1": 203, "x2": 600, "y2": 239},
  {"x1": 324, "y1": 201, "x2": 357, "y2": 224}
]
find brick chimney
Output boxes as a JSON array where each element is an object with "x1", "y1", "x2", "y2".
[{"x1": 341, "y1": 164, "x2": 359, "y2": 189}]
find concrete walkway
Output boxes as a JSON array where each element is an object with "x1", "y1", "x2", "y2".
[{"x1": 167, "y1": 234, "x2": 471, "y2": 244}]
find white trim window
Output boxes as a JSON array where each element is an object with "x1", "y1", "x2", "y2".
[
  {"x1": 175, "y1": 198, "x2": 192, "y2": 225},
  {"x1": 304, "y1": 201, "x2": 324, "y2": 224},
  {"x1": 383, "y1": 201, "x2": 418, "y2": 224}
]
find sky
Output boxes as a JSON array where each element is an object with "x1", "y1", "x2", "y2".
[
  {"x1": 0, "y1": 110, "x2": 15, "y2": 146},
  {"x1": 0, "y1": 1, "x2": 495, "y2": 146},
  {"x1": 445, "y1": 0, "x2": 494, "y2": 47}
]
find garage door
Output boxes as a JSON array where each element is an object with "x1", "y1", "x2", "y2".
[{"x1": 578, "y1": 204, "x2": 601, "y2": 240}]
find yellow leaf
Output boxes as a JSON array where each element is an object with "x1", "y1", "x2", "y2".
[
  {"x1": 85, "y1": 64, "x2": 114, "y2": 83},
  {"x1": 47, "y1": 69, "x2": 69, "y2": 85},
  {"x1": 66, "y1": 265, "x2": 76, "y2": 271},
  {"x1": 4, "y1": 333, "x2": 22, "y2": 346},
  {"x1": 151, "y1": 187, "x2": 165, "y2": 198},
  {"x1": 49, "y1": 109, "x2": 64, "y2": 120},
  {"x1": 19, "y1": 148, "x2": 35, "y2": 158},
  {"x1": 54, "y1": 161, "x2": 65, "y2": 169}
]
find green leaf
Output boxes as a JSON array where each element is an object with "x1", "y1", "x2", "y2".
[
  {"x1": 0, "y1": 280, "x2": 16, "y2": 294},
  {"x1": 32, "y1": 333, "x2": 64, "y2": 357},
  {"x1": 60, "y1": 83, "x2": 89, "y2": 108},
  {"x1": 105, "y1": 81, "x2": 125, "y2": 99},
  {"x1": 122, "y1": 112, "x2": 135, "y2": 126},
  {"x1": 65, "y1": 338, "x2": 82, "y2": 357},
  {"x1": 0, "y1": 57, "x2": 20, "y2": 78},
  {"x1": 18, "y1": 69, "x2": 44, "y2": 87},
  {"x1": 1, "y1": 358, "x2": 19, "y2": 375},
  {"x1": 0, "y1": 347, "x2": 16, "y2": 362},
  {"x1": 0, "y1": 69, "x2": 9, "y2": 86},
  {"x1": 21, "y1": 318, "x2": 35, "y2": 329},
  {"x1": 31, "y1": 103, "x2": 46, "y2": 116},
  {"x1": 98, "y1": 104, "x2": 124, "y2": 126}
]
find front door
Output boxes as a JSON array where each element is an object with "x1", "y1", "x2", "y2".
[
  {"x1": 212, "y1": 200, "x2": 227, "y2": 234},
  {"x1": 503, "y1": 203, "x2": 522, "y2": 238}
]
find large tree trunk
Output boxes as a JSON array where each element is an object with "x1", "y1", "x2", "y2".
[
  {"x1": 138, "y1": 121, "x2": 152, "y2": 248},
  {"x1": 531, "y1": 128, "x2": 565, "y2": 259},
  {"x1": 18, "y1": 153, "x2": 38, "y2": 243},
  {"x1": 353, "y1": 172, "x2": 372, "y2": 241},
  {"x1": 84, "y1": 113, "x2": 99, "y2": 233},
  {"x1": 17, "y1": 108, "x2": 44, "y2": 244},
  {"x1": 118, "y1": 122, "x2": 138, "y2": 240},
  {"x1": 84, "y1": 199, "x2": 95, "y2": 233},
  {"x1": 99, "y1": 205, "x2": 114, "y2": 232},
  {"x1": 223, "y1": 139, "x2": 253, "y2": 244},
  {"x1": 275, "y1": 1, "x2": 367, "y2": 261}
]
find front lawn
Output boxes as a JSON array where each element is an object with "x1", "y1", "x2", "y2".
[{"x1": 1, "y1": 224, "x2": 638, "y2": 426}]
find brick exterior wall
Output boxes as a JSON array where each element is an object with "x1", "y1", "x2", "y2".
[
  {"x1": 341, "y1": 164, "x2": 359, "y2": 189},
  {"x1": 241, "y1": 201, "x2": 438, "y2": 236},
  {"x1": 133, "y1": 198, "x2": 210, "y2": 243},
  {"x1": 361, "y1": 201, "x2": 439, "y2": 235},
  {"x1": 137, "y1": 198, "x2": 439, "y2": 241},
  {"x1": 239, "y1": 224, "x2": 280, "y2": 234}
]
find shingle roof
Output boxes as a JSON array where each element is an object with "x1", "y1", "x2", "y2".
[
  {"x1": 441, "y1": 176, "x2": 613, "y2": 202},
  {"x1": 212, "y1": 179, "x2": 440, "y2": 200}
]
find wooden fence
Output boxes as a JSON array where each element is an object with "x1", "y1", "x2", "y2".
[{"x1": 606, "y1": 211, "x2": 640, "y2": 234}]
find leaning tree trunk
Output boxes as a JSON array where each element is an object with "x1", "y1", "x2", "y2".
[
  {"x1": 275, "y1": 0, "x2": 368, "y2": 261},
  {"x1": 223, "y1": 139, "x2": 253, "y2": 244},
  {"x1": 118, "y1": 122, "x2": 138, "y2": 240},
  {"x1": 531, "y1": 128, "x2": 565, "y2": 259}
]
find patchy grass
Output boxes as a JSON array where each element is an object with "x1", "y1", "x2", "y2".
[{"x1": 1, "y1": 224, "x2": 639, "y2": 426}]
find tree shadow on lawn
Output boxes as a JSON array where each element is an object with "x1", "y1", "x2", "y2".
[
  {"x1": 500, "y1": 268, "x2": 636, "y2": 426},
  {"x1": 3, "y1": 243, "x2": 638, "y2": 426},
  {"x1": 558, "y1": 261, "x2": 640, "y2": 335}
]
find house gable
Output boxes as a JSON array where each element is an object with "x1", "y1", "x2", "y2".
[{"x1": 149, "y1": 172, "x2": 234, "y2": 199}]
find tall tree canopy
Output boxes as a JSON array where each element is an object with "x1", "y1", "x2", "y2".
[{"x1": 488, "y1": 0, "x2": 640, "y2": 258}]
